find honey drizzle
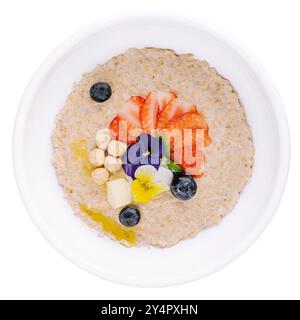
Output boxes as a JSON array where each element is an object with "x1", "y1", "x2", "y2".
[
  {"x1": 70, "y1": 140, "x2": 92, "y2": 176},
  {"x1": 79, "y1": 204, "x2": 136, "y2": 245}
]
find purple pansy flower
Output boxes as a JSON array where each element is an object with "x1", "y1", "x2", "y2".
[{"x1": 121, "y1": 133, "x2": 163, "y2": 178}]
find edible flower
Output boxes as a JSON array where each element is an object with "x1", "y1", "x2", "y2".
[
  {"x1": 131, "y1": 165, "x2": 169, "y2": 204},
  {"x1": 121, "y1": 133, "x2": 163, "y2": 179}
]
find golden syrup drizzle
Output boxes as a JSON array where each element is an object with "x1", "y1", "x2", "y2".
[
  {"x1": 79, "y1": 204, "x2": 136, "y2": 245},
  {"x1": 70, "y1": 140, "x2": 92, "y2": 177}
]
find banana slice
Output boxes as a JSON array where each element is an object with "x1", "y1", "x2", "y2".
[{"x1": 106, "y1": 178, "x2": 132, "y2": 209}]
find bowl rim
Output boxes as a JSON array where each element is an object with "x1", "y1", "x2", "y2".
[{"x1": 13, "y1": 13, "x2": 290, "y2": 287}]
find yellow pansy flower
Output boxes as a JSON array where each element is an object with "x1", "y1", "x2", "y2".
[{"x1": 131, "y1": 165, "x2": 169, "y2": 204}]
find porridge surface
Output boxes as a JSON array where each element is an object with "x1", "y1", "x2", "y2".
[{"x1": 52, "y1": 48, "x2": 254, "y2": 247}]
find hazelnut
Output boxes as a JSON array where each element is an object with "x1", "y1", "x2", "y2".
[
  {"x1": 91, "y1": 168, "x2": 109, "y2": 186},
  {"x1": 108, "y1": 140, "x2": 127, "y2": 157},
  {"x1": 104, "y1": 156, "x2": 122, "y2": 173}
]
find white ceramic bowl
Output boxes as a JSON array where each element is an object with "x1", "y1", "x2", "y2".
[{"x1": 13, "y1": 15, "x2": 290, "y2": 287}]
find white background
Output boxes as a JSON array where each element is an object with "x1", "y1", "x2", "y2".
[{"x1": 0, "y1": 0, "x2": 299, "y2": 300}]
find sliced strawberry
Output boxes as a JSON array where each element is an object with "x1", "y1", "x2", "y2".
[
  {"x1": 182, "y1": 130, "x2": 205, "y2": 176},
  {"x1": 156, "y1": 91, "x2": 177, "y2": 111},
  {"x1": 161, "y1": 112, "x2": 211, "y2": 149},
  {"x1": 109, "y1": 115, "x2": 141, "y2": 144},
  {"x1": 161, "y1": 111, "x2": 211, "y2": 176},
  {"x1": 140, "y1": 92, "x2": 159, "y2": 132},
  {"x1": 182, "y1": 160, "x2": 205, "y2": 177},
  {"x1": 203, "y1": 129, "x2": 212, "y2": 147},
  {"x1": 168, "y1": 129, "x2": 206, "y2": 176},
  {"x1": 109, "y1": 115, "x2": 120, "y2": 140},
  {"x1": 164, "y1": 111, "x2": 208, "y2": 131},
  {"x1": 157, "y1": 98, "x2": 197, "y2": 129},
  {"x1": 109, "y1": 96, "x2": 144, "y2": 144},
  {"x1": 119, "y1": 96, "x2": 145, "y2": 128}
]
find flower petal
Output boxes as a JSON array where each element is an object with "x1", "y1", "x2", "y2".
[
  {"x1": 154, "y1": 167, "x2": 174, "y2": 186},
  {"x1": 122, "y1": 143, "x2": 142, "y2": 164},
  {"x1": 134, "y1": 165, "x2": 157, "y2": 181},
  {"x1": 131, "y1": 178, "x2": 168, "y2": 204},
  {"x1": 122, "y1": 162, "x2": 140, "y2": 179},
  {"x1": 150, "y1": 136, "x2": 163, "y2": 159},
  {"x1": 137, "y1": 133, "x2": 151, "y2": 154},
  {"x1": 155, "y1": 182, "x2": 170, "y2": 193},
  {"x1": 139, "y1": 155, "x2": 160, "y2": 167},
  {"x1": 121, "y1": 133, "x2": 164, "y2": 179},
  {"x1": 131, "y1": 180, "x2": 153, "y2": 204}
]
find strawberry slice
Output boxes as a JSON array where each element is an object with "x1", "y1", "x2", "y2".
[
  {"x1": 164, "y1": 111, "x2": 211, "y2": 149},
  {"x1": 109, "y1": 96, "x2": 144, "y2": 144},
  {"x1": 119, "y1": 96, "x2": 145, "y2": 128},
  {"x1": 182, "y1": 158, "x2": 205, "y2": 177},
  {"x1": 181, "y1": 130, "x2": 205, "y2": 176},
  {"x1": 156, "y1": 91, "x2": 177, "y2": 111},
  {"x1": 164, "y1": 111, "x2": 208, "y2": 131},
  {"x1": 157, "y1": 98, "x2": 197, "y2": 129},
  {"x1": 109, "y1": 115, "x2": 142, "y2": 144},
  {"x1": 109, "y1": 115, "x2": 120, "y2": 140},
  {"x1": 168, "y1": 129, "x2": 207, "y2": 176},
  {"x1": 161, "y1": 111, "x2": 212, "y2": 176},
  {"x1": 140, "y1": 92, "x2": 159, "y2": 132}
]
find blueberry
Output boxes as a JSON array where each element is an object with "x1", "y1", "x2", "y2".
[
  {"x1": 90, "y1": 82, "x2": 112, "y2": 103},
  {"x1": 170, "y1": 174, "x2": 197, "y2": 200},
  {"x1": 119, "y1": 206, "x2": 141, "y2": 227}
]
